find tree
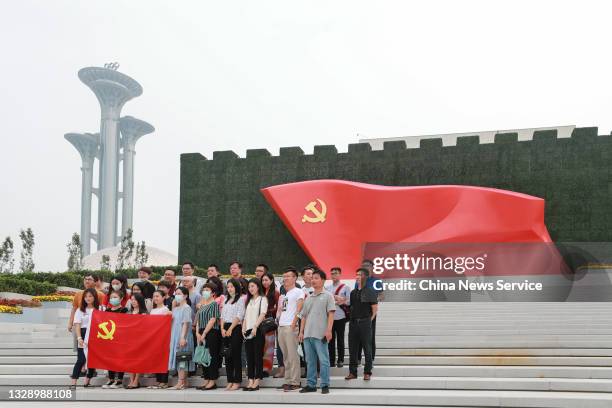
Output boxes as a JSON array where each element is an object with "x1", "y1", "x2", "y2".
[
  {"x1": 116, "y1": 228, "x2": 135, "y2": 270},
  {"x1": 134, "y1": 241, "x2": 149, "y2": 268},
  {"x1": 19, "y1": 228, "x2": 35, "y2": 272},
  {"x1": 66, "y1": 233, "x2": 83, "y2": 272},
  {"x1": 100, "y1": 254, "x2": 111, "y2": 271},
  {"x1": 0, "y1": 237, "x2": 15, "y2": 273}
]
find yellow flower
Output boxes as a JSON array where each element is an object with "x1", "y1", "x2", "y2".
[
  {"x1": 0, "y1": 305, "x2": 22, "y2": 314},
  {"x1": 32, "y1": 295, "x2": 74, "y2": 302}
]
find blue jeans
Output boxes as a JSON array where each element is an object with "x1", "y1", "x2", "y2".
[{"x1": 303, "y1": 337, "x2": 330, "y2": 388}]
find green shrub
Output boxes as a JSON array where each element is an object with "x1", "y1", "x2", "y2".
[
  {"x1": 3, "y1": 264, "x2": 211, "y2": 292},
  {"x1": 0, "y1": 275, "x2": 57, "y2": 296}
]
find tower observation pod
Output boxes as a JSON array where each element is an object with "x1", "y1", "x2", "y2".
[{"x1": 77, "y1": 65, "x2": 143, "y2": 250}]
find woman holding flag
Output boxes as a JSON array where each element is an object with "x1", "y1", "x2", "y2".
[
  {"x1": 70, "y1": 288, "x2": 100, "y2": 388},
  {"x1": 127, "y1": 293, "x2": 149, "y2": 389}
]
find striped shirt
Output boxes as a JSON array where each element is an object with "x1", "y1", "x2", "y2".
[
  {"x1": 221, "y1": 295, "x2": 245, "y2": 324},
  {"x1": 196, "y1": 301, "x2": 220, "y2": 330}
]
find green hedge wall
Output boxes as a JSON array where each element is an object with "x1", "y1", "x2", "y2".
[
  {"x1": 0, "y1": 275, "x2": 57, "y2": 296},
  {"x1": 0, "y1": 266, "x2": 212, "y2": 295},
  {"x1": 178, "y1": 127, "x2": 612, "y2": 274}
]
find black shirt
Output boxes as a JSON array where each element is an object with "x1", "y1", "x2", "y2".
[
  {"x1": 106, "y1": 306, "x2": 128, "y2": 314},
  {"x1": 349, "y1": 286, "x2": 378, "y2": 319},
  {"x1": 141, "y1": 280, "x2": 156, "y2": 299},
  {"x1": 164, "y1": 295, "x2": 174, "y2": 311}
]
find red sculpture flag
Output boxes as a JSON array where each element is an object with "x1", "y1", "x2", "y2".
[
  {"x1": 86, "y1": 310, "x2": 171, "y2": 374},
  {"x1": 261, "y1": 180, "x2": 553, "y2": 277}
]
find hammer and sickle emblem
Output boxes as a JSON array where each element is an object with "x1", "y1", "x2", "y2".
[
  {"x1": 301, "y1": 199, "x2": 327, "y2": 223},
  {"x1": 97, "y1": 319, "x2": 116, "y2": 340}
]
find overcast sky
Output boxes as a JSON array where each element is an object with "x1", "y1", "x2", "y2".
[{"x1": 1, "y1": 0, "x2": 611, "y2": 271}]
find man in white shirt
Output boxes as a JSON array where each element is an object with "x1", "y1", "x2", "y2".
[
  {"x1": 276, "y1": 266, "x2": 305, "y2": 391},
  {"x1": 181, "y1": 261, "x2": 204, "y2": 293},
  {"x1": 325, "y1": 267, "x2": 351, "y2": 368},
  {"x1": 300, "y1": 265, "x2": 315, "y2": 298}
]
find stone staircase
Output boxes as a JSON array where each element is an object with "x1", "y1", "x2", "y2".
[{"x1": 1, "y1": 302, "x2": 612, "y2": 407}]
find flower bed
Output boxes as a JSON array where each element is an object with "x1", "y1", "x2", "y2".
[
  {"x1": 32, "y1": 295, "x2": 74, "y2": 302},
  {"x1": 0, "y1": 305, "x2": 22, "y2": 314},
  {"x1": 55, "y1": 290, "x2": 78, "y2": 296},
  {"x1": 0, "y1": 298, "x2": 41, "y2": 308}
]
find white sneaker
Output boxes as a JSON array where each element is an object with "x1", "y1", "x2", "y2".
[{"x1": 102, "y1": 381, "x2": 113, "y2": 389}]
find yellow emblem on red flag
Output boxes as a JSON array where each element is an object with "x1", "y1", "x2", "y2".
[
  {"x1": 301, "y1": 199, "x2": 327, "y2": 223},
  {"x1": 97, "y1": 319, "x2": 116, "y2": 340}
]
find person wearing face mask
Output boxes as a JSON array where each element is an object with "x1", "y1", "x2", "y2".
[
  {"x1": 195, "y1": 283, "x2": 222, "y2": 390},
  {"x1": 168, "y1": 287, "x2": 194, "y2": 390},
  {"x1": 103, "y1": 275, "x2": 130, "y2": 308},
  {"x1": 102, "y1": 290, "x2": 128, "y2": 389}
]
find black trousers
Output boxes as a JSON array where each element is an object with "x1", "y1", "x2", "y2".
[
  {"x1": 190, "y1": 328, "x2": 197, "y2": 373},
  {"x1": 372, "y1": 315, "x2": 377, "y2": 360},
  {"x1": 357, "y1": 315, "x2": 377, "y2": 361},
  {"x1": 245, "y1": 329, "x2": 265, "y2": 379},
  {"x1": 155, "y1": 372, "x2": 168, "y2": 383},
  {"x1": 200, "y1": 328, "x2": 222, "y2": 380},
  {"x1": 71, "y1": 328, "x2": 95, "y2": 379},
  {"x1": 223, "y1": 322, "x2": 243, "y2": 383},
  {"x1": 328, "y1": 318, "x2": 347, "y2": 364},
  {"x1": 349, "y1": 317, "x2": 373, "y2": 375}
]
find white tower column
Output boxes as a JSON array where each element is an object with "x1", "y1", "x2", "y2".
[
  {"x1": 119, "y1": 116, "x2": 155, "y2": 236},
  {"x1": 64, "y1": 133, "x2": 99, "y2": 256},
  {"x1": 119, "y1": 116, "x2": 155, "y2": 238},
  {"x1": 78, "y1": 66, "x2": 143, "y2": 250}
]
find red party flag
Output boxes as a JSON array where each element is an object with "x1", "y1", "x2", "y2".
[
  {"x1": 86, "y1": 310, "x2": 171, "y2": 373},
  {"x1": 261, "y1": 180, "x2": 552, "y2": 278}
]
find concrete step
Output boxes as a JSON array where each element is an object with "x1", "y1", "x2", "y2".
[
  {"x1": 4, "y1": 364, "x2": 612, "y2": 378},
  {"x1": 2, "y1": 374, "x2": 612, "y2": 392},
  {"x1": 375, "y1": 329, "x2": 612, "y2": 335},
  {"x1": 3, "y1": 355, "x2": 611, "y2": 366},
  {"x1": 0, "y1": 323, "x2": 59, "y2": 333},
  {"x1": 70, "y1": 388, "x2": 612, "y2": 407},
  {"x1": 3, "y1": 347, "x2": 612, "y2": 358},
  {"x1": 370, "y1": 356, "x2": 612, "y2": 366},
  {"x1": 0, "y1": 348, "x2": 75, "y2": 356},
  {"x1": 0, "y1": 342, "x2": 73, "y2": 349},
  {"x1": 375, "y1": 339, "x2": 612, "y2": 348}
]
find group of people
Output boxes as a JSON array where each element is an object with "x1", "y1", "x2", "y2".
[{"x1": 68, "y1": 260, "x2": 382, "y2": 394}]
